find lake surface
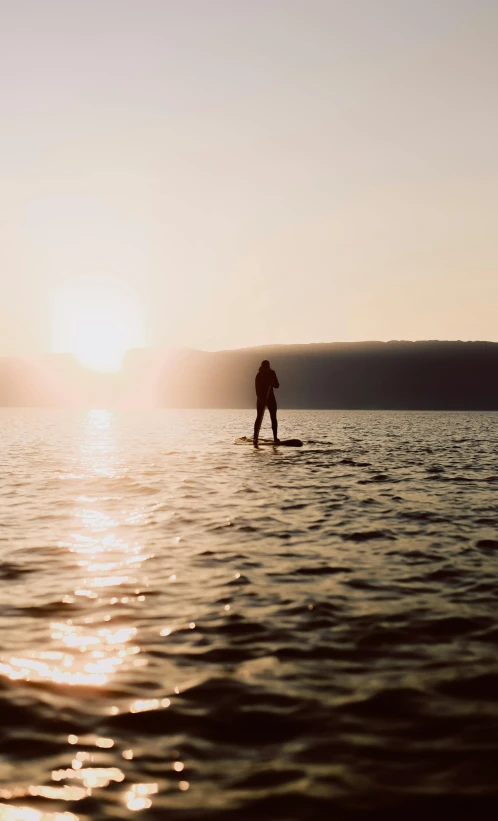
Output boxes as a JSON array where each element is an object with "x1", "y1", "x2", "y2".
[{"x1": 0, "y1": 408, "x2": 498, "y2": 820}]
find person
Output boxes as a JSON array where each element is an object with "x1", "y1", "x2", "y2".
[{"x1": 253, "y1": 360, "x2": 279, "y2": 447}]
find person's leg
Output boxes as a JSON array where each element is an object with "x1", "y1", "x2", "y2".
[
  {"x1": 253, "y1": 400, "x2": 265, "y2": 446},
  {"x1": 268, "y1": 399, "x2": 279, "y2": 442}
]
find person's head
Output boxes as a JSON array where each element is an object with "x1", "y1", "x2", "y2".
[{"x1": 259, "y1": 359, "x2": 270, "y2": 371}]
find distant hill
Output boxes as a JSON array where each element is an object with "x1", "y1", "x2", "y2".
[
  {"x1": 156, "y1": 341, "x2": 498, "y2": 410},
  {"x1": 0, "y1": 342, "x2": 497, "y2": 410}
]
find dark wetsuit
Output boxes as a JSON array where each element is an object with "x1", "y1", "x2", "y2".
[{"x1": 254, "y1": 368, "x2": 279, "y2": 442}]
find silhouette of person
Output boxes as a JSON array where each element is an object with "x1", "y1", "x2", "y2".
[{"x1": 254, "y1": 360, "x2": 279, "y2": 447}]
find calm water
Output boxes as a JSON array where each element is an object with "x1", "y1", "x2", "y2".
[{"x1": 1, "y1": 409, "x2": 498, "y2": 821}]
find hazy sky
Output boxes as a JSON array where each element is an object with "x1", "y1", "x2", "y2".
[{"x1": 1, "y1": 0, "x2": 497, "y2": 357}]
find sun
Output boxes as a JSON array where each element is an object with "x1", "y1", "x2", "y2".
[
  {"x1": 70, "y1": 317, "x2": 130, "y2": 371},
  {"x1": 51, "y1": 281, "x2": 144, "y2": 372}
]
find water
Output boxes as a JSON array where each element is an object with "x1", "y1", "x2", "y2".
[{"x1": 1, "y1": 408, "x2": 498, "y2": 821}]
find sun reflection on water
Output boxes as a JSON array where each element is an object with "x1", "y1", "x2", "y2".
[
  {"x1": 1, "y1": 413, "x2": 153, "y2": 687},
  {"x1": 79, "y1": 410, "x2": 118, "y2": 478},
  {"x1": 0, "y1": 805, "x2": 79, "y2": 821},
  {"x1": 0, "y1": 411, "x2": 165, "y2": 817},
  {"x1": 52, "y1": 766, "x2": 125, "y2": 790},
  {"x1": 0, "y1": 619, "x2": 139, "y2": 686},
  {"x1": 125, "y1": 783, "x2": 158, "y2": 812}
]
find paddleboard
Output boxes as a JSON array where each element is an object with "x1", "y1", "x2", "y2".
[{"x1": 234, "y1": 437, "x2": 303, "y2": 447}]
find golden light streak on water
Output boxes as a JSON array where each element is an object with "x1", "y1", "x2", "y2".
[
  {"x1": 51, "y1": 767, "x2": 124, "y2": 790},
  {"x1": 28, "y1": 786, "x2": 87, "y2": 801},
  {"x1": 76, "y1": 751, "x2": 92, "y2": 761},
  {"x1": 0, "y1": 805, "x2": 79, "y2": 821},
  {"x1": 125, "y1": 784, "x2": 158, "y2": 812},
  {"x1": 0, "y1": 658, "x2": 107, "y2": 687},
  {"x1": 129, "y1": 697, "x2": 170, "y2": 714},
  {"x1": 95, "y1": 737, "x2": 114, "y2": 749},
  {"x1": 0, "y1": 622, "x2": 138, "y2": 686},
  {"x1": 79, "y1": 410, "x2": 118, "y2": 479}
]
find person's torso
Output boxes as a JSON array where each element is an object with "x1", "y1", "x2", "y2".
[{"x1": 255, "y1": 370, "x2": 275, "y2": 401}]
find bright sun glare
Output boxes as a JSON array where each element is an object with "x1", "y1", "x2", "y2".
[{"x1": 51, "y1": 282, "x2": 144, "y2": 372}]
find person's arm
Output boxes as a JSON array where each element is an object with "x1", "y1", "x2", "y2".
[{"x1": 272, "y1": 370, "x2": 279, "y2": 389}]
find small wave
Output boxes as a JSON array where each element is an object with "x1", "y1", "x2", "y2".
[
  {"x1": 342, "y1": 530, "x2": 396, "y2": 541},
  {"x1": 347, "y1": 687, "x2": 425, "y2": 718},
  {"x1": 282, "y1": 503, "x2": 308, "y2": 510},
  {"x1": 476, "y1": 539, "x2": 498, "y2": 549},
  {"x1": 358, "y1": 474, "x2": 392, "y2": 484},
  {"x1": 400, "y1": 510, "x2": 447, "y2": 522},
  {"x1": 438, "y1": 673, "x2": 498, "y2": 700},
  {"x1": 0, "y1": 562, "x2": 33, "y2": 580},
  {"x1": 295, "y1": 565, "x2": 350, "y2": 576}
]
